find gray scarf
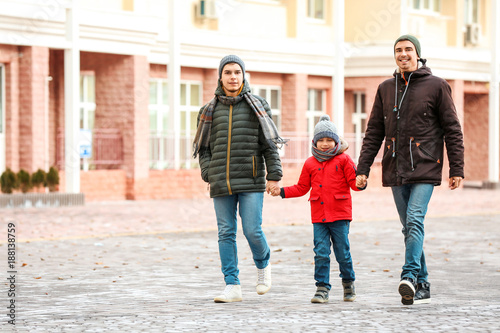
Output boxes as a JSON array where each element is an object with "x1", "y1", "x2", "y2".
[{"x1": 193, "y1": 80, "x2": 288, "y2": 158}]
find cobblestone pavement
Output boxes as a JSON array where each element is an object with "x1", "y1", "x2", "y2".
[{"x1": 1, "y1": 188, "x2": 500, "y2": 332}]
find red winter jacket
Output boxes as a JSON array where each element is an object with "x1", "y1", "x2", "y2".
[{"x1": 282, "y1": 153, "x2": 362, "y2": 223}]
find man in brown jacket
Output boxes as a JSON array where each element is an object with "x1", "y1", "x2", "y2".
[{"x1": 356, "y1": 35, "x2": 465, "y2": 305}]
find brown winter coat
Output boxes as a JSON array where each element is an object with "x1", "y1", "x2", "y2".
[{"x1": 357, "y1": 65, "x2": 464, "y2": 186}]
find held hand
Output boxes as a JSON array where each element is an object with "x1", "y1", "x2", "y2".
[
  {"x1": 270, "y1": 186, "x2": 281, "y2": 197},
  {"x1": 266, "y1": 180, "x2": 279, "y2": 195},
  {"x1": 356, "y1": 175, "x2": 367, "y2": 189},
  {"x1": 449, "y1": 176, "x2": 463, "y2": 190}
]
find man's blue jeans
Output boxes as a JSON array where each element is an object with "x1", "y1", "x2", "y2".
[
  {"x1": 213, "y1": 192, "x2": 270, "y2": 285},
  {"x1": 313, "y1": 221, "x2": 355, "y2": 290},
  {"x1": 391, "y1": 183, "x2": 434, "y2": 283}
]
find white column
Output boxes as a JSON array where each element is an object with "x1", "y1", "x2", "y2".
[
  {"x1": 168, "y1": 0, "x2": 181, "y2": 170},
  {"x1": 333, "y1": 0, "x2": 345, "y2": 135},
  {"x1": 64, "y1": 0, "x2": 80, "y2": 193},
  {"x1": 488, "y1": 0, "x2": 500, "y2": 184}
]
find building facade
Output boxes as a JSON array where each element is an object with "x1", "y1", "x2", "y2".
[{"x1": 0, "y1": 0, "x2": 498, "y2": 200}]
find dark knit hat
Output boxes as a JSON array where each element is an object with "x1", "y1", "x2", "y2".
[
  {"x1": 313, "y1": 115, "x2": 339, "y2": 146},
  {"x1": 218, "y1": 55, "x2": 245, "y2": 80},
  {"x1": 394, "y1": 34, "x2": 421, "y2": 58}
]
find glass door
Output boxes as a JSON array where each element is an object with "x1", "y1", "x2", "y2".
[{"x1": 0, "y1": 64, "x2": 5, "y2": 173}]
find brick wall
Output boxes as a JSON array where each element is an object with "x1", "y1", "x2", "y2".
[
  {"x1": 464, "y1": 93, "x2": 489, "y2": 181},
  {"x1": 0, "y1": 45, "x2": 20, "y2": 171},
  {"x1": 19, "y1": 46, "x2": 49, "y2": 172},
  {"x1": 80, "y1": 170, "x2": 127, "y2": 201},
  {"x1": 282, "y1": 73, "x2": 308, "y2": 132}
]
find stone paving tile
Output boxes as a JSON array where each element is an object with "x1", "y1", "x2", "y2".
[
  {"x1": 1, "y1": 187, "x2": 500, "y2": 332},
  {"x1": 1, "y1": 207, "x2": 499, "y2": 332}
]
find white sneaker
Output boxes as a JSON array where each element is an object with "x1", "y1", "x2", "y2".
[
  {"x1": 256, "y1": 264, "x2": 271, "y2": 295},
  {"x1": 214, "y1": 285, "x2": 242, "y2": 303}
]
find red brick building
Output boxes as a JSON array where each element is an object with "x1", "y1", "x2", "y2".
[{"x1": 0, "y1": 0, "x2": 498, "y2": 201}]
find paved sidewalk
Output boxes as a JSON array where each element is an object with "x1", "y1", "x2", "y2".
[{"x1": 1, "y1": 188, "x2": 500, "y2": 332}]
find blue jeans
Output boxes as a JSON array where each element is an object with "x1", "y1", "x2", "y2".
[
  {"x1": 213, "y1": 192, "x2": 270, "y2": 285},
  {"x1": 391, "y1": 183, "x2": 434, "y2": 283},
  {"x1": 313, "y1": 221, "x2": 355, "y2": 290}
]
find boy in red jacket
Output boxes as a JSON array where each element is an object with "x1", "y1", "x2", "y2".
[{"x1": 271, "y1": 115, "x2": 365, "y2": 303}]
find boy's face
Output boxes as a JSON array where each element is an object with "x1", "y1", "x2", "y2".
[
  {"x1": 220, "y1": 63, "x2": 243, "y2": 97},
  {"x1": 316, "y1": 137, "x2": 336, "y2": 152}
]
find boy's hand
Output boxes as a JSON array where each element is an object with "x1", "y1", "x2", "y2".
[
  {"x1": 356, "y1": 175, "x2": 367, "y2": 188},
  {"x1": 270, "y1": 186, "x2": 281, "y2": 197},
  {"x1": 266, "y1": 181, "x2": 279, "y2": 195}
]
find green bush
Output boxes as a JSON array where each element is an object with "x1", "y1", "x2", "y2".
[
  {"x1": 1, "y1": 168, "x2": 18, "y2": 194},
  {"x1": 32, "y1": 169, "x2": 47, "y2": 189},
  {"x1": 46, "y1": 166, "x2": 60, "y2": 192},
  {"x1": 17, "y1": 169, "x2": 32, "y2": 193}
]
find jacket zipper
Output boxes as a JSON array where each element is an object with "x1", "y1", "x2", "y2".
[
  {"x1": 419, "y1": 145, "x2": 439, "y2": 163},
  {"x1": 252, "y1": 156, "x2": 257, "y2": 178},
  {"x1": 409, "y1": 137, "x2": 415, "y2": 171},
  {"x1": 226, "y1": 105, "x2": 233, "y2": 195},
  {"x1": 394, "y1": 72, "x2": 413, "y2": 181}
]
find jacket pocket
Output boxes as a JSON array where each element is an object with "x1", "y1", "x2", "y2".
[
  {"x1": 334, "y1": 194, "x2": 350, "y2": 200},
  {"x1": 410, "y1": 139, "x2": 441, "y2": 170},
  {"x1": 309, "y1": 195, "x2": 320, "y2": 201},
  {"x1": 418, "y1": 143, "x2": 440, "y2": 163}
]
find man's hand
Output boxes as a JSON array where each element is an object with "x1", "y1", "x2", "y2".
[
  {"x1": 266, "y1": 180, "x2": 279, "y2": 195},
  {"x1": 356, "y1": 175, "x2": 368, "y2": 189},
  {"x1": 449, "y1": 176, "x2": 463, "y2": 190}
]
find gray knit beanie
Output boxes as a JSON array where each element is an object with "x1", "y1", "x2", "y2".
[
  {"x1": 313, "y1": 115, "x2": 339, "y2": 146},
  {"x1": 218, "y1": 55, "x2": 245, "y2": 80},
  {"x1": 394, "y1": 34, "x2": 421, "y2": 58}
]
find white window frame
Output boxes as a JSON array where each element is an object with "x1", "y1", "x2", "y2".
[
  {"x1": 180, "y1": 80, "x2": 203, "y2": 169},
  {"x1": 149, "y1": 78, "x2": 169, "y2": 169},
  {"x1": 307, "y1": 0, "x2": 325, "y2": 21},
  {"x1": 79, "y1": 74, "x2": 96, "y2": 171},
  {"x1": 251, "y1": 85, "x2": 282, "y2": 132},
  {"x1": 306, "y1": 88, "x2": 326, "y2": 141},
  {"x1": 352, "y1": 92, "x2": 367, "y2": 162},
  {"x1": 410, "y1": 0, "x2": 441, "y2": 13},
  {"x1": 0, "y1": 64, "x2": 5, "y2": 173},
  {"x1": 80, "y1": 74, "x2": 96, "y2": 130},
  {"x1": 464, "y1": 0, "x2": 479, "y2": 24}
]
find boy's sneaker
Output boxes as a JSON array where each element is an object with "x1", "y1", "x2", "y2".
[
  {"x1": 214, "y1": 285, "x2": 242, "y2": 303},
  {"x1": 414, "y1": 282, "x2": 431, "y2": 304},
  {"x1": 398, "y1": 277, "x2": 416, "y2": 305},
  {"x1": 311, "y1": 286, "x2": 329, "y2": 303},
  {"x1": 342, "y1": 281, "x2": 356, "y2": 302},
  {"x1": 256, "y1": 264, "x2": 271, "y2": 295}
]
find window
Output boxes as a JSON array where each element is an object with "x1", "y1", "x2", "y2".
[
  {"x1": 411, "y1": 0, "x2": 440, "y2": 12},
  {"x1": 351, "y1": 92, "x2": 367, "y2": 161},
  {"x1": 307, "y1": 89, "x2": 325, "y2": 140},
  {"x1": 79, "y1": 75, "x2": 95, "y2": 130},
  {"x1": 180, "y1": 81, "x2": 202, "y2": 169},
  {"x1": 464, "y1": 0, "x2": 479, "y2": 24},
  {"x1": 307, "y1": 0, "x2": 325, "y2": 20},
  {"x1": 252, "y1": 85, "x2": 282, "y2": 132},
  {"x1": 79, "y1": 75, "x2": 96, "y2": 171},
  {"x1": 0, "y1": 64, "x2": 4, "y2": 135},
  {"x1": 0, "y1": 64, "x2": 4, "y2": 172},
  {"x1": 149, "y1": 79, "x2": 169, "y2": 169}
]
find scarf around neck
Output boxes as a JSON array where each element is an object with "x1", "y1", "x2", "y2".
[
  {"x1": 193, "y1": 80, "x2": 288, "y2": 158},
  {"x1": 311, "y1": 137, "x2": 349, "y2": 162}
]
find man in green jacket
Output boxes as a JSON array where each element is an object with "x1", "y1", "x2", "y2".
[
  {"x1": 356, "y1": 35, "x2": 465, "y2": 306},
  {"x1": 193, "y1": 55, "x2": 286, "y2": 303}
]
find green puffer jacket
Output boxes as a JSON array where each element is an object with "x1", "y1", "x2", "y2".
[{"x1": 197, "y1": 82, "x2": 283, "y2": 198}]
